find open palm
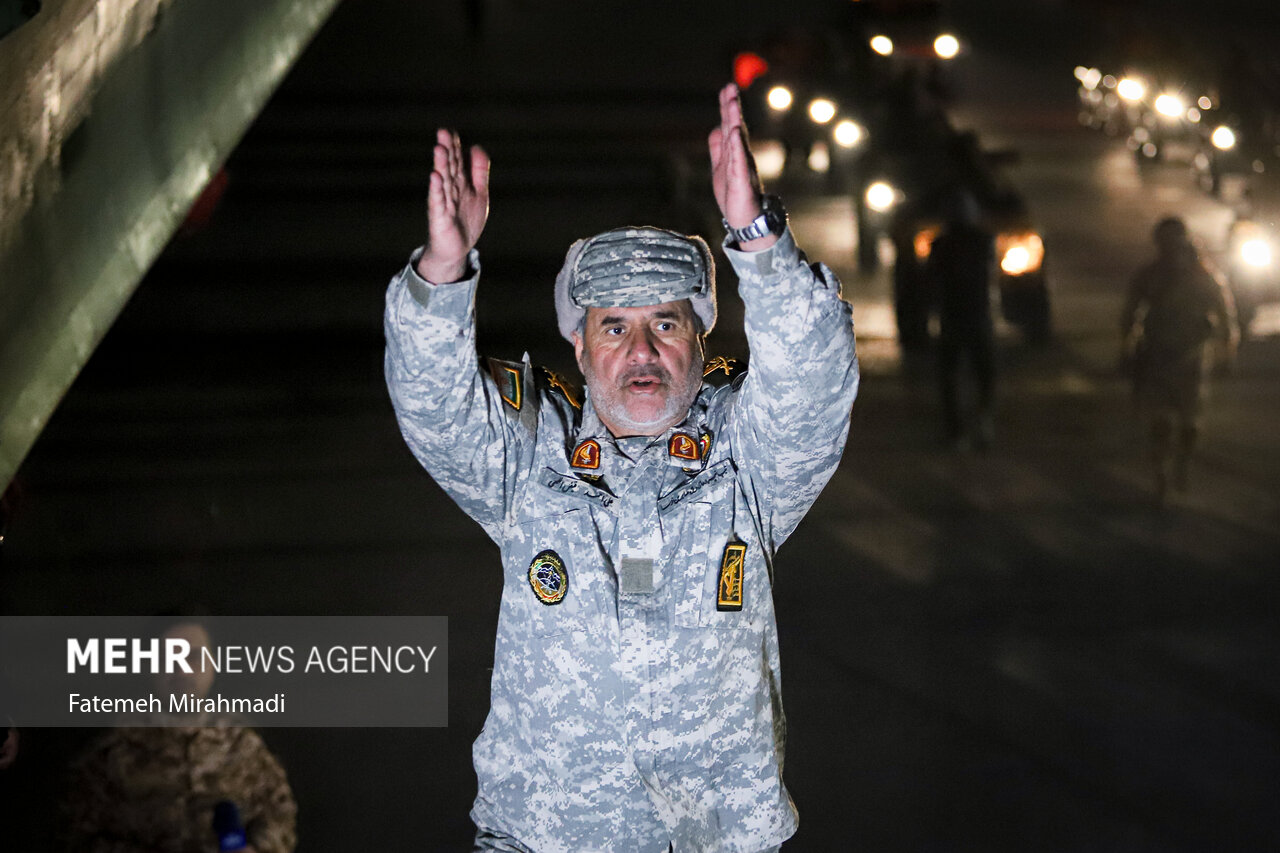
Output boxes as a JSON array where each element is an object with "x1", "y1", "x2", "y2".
[
  {"x1": 708, "y1": 83, "x2": 763, "y2": 231},
  {"x1": 417, "y1": 129, "x2": 490, "y2": 283}
]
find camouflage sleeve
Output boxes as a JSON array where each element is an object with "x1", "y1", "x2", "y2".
[
  {"x1": 233, "y1": 729, "x2": 297, "y2": 853},
  {"x1": 723, "y1": 227, "x2": 859, "y2": 547},
  {"x1": 384, "y1": 248, "x2": 531, "y2": 539}
]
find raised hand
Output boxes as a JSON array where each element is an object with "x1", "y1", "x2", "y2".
[
  {"x1": 708, "y1": 83, "x2": 769, "y2": 245},
  {"x1": 416, "y1": 129, "x2": 490, "y2": 284}
]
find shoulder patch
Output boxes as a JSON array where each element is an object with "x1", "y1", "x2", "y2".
[
  {"x1": 486, "y1": 358, "x2": 524, "y2": 411},
  {"x1": 702, "y1": 356, "x2": 747, "y2": 386},
  {"x1": 540, "y1": 368, "x2": 583, "y2": 410}
]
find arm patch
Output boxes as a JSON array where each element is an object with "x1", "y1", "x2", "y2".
[{"x1": 486, "y1": 358, "x2": 524, "y2": 411}]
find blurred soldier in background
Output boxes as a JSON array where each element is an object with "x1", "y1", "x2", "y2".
[
  {"x1": 927, "y1": 188, "x2": 997, "y2": 449},
  {"x1": 1121, "y1": 217, "x2": 1238, "y2": 502},
  {"x1": 64, "y1": 618, "x2": 297, "y2": 853}
]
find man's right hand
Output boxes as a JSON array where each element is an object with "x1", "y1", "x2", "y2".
[{"x1": 416, "y1": 129, "x2": 490, "y2": 284}]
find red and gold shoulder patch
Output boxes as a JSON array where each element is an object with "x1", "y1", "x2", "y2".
[
  {"x1": 668, "y1": 432, "x2": 700, "y2": 462},
  {"x1": 570, "y1": 439, "x2": 601, "y2": 470}
]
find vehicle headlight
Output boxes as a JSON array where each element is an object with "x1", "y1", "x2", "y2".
[
  {"x1": 1212, "y1": 125, "x2": 1236, "y2": 150},
  {"x1": 751, "y1": 139, "x2": 787, "y2": 181},
  {"x1": 1241, "y1": 238, "x2": 1273, "y2": 268},
  {"x1": 808, "y1": 98, "x2": 836, "y2": 124},
  {"x1": 870, "y1": 35, "x2": 893, "y2": 57},
  {"x1": 833, "y1": 119, "x2": 865, "y2": 148},
  {"x1": 865, "y1": 181, "x2": 898, "y2": 213},
  {"x1": 1075, "y1": 66, "x2": 1102, "y2": 90},
  {"x1": 807, "y1": 142, "x2": 831, "y2": 173},
  {"x1": 1117, "y1": 77, "x2": 1146, "y2": 102},
  {"x1": 1154, "y1": 93, "x2": 1185, "y2": 119},
  {"x1": 933, "y1": 34, "x2": 960, "y2": 60},
  {"x1": 913, "y1": 226, "x2": 940, "y2": 260},
  {"x1": 767, "y1": 86, "x2": 793, "y2": 112},
  {"x1": 998, "y1": 232, "x2": 1045, "y2": 276}
]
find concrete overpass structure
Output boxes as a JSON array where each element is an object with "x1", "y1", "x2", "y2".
[{"x1": 0, "y1": 0, "x2": 341, "y2": 489}]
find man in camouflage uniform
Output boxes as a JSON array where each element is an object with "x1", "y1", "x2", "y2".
[
  {"x1": 385, "y1": 85, "x2": 859, "y2": 851},
  {"x1": 1121, "y1": 217, "x2": 1237, "y2": 502},
  {"x1": 64, "y1": 620, "x2": 296, "y2": 853}
]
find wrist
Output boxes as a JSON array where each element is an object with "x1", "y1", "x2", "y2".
[
  {"x1": 723, "y1": 194, "x2": 786, "y2": 246},
  {"x1": 415, "y1": 253, "x2": 469, "y2": 285}
]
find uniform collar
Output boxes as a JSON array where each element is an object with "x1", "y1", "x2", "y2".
[{"x1": 569, "y1": 386, "x2": 713, "y2": 485}]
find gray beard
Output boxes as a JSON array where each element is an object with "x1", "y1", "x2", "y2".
[{"x1": 583, "y1": 359, "x2": 704, "y2": 437}]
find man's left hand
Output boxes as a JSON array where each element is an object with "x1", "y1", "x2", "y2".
[{"x1": 708, "y1": 83, "x2": 776, "y2": 251}]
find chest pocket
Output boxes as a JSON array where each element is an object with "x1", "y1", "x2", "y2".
[
  {"x1": 507, "y1": 485, "x2": 613, "y2": 639},
  {"x1": 663, "y1": 462, "x2": 768, "y2": 631}
]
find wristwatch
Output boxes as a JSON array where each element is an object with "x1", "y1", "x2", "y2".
[{"x1": 724, "y1": 194, "x2": 787, "y2": 244}]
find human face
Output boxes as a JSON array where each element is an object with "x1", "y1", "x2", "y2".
[{"x1": 574, "y1": 300, "x2": 704, "y2": 437}]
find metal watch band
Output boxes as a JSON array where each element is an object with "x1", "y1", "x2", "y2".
[{"x1": 724, "y1": 195, "x2": 786, "y2": 244}]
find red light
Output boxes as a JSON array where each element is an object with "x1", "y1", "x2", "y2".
[{"x1": 733, "y1": 52, "x2": 769, "y2": 90}]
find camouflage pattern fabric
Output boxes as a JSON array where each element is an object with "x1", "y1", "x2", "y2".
[
  {"x1": 64, "y1": 724, "x2": 297, "y2": 853},
  {"x1": 554, "y1": 227, "x2": 717, "y2": 341},
  {"x1": 385, "y1": 227, "x2": 858, "y2": 852}
]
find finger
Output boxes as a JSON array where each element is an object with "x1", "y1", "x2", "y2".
[
  {"x1": 432, "y1": 141, "x2": 449, "y2": 181},
  {"x1": 427, "y1": 170, "x2": 445, "y2": 223},
  {"x1": 726, "y1": 126, "x2": 760, "y2": 194},
  {"x1": 436, "y1": 128, "x2": 454, "y2": 181},
  {"x1": 452, "y1": 131, "x2": 465, "y2": 187},
  {"x1": 433, "y1": 144, "x2": 453, "y2": 206},
  {"x1": 441, "y1": 130, "x2": 458, "y2": 188},
  {"x1": 738, "y1": 126, "x2": 761, "y2": 189},
  {"x1": 432, "y1": 145, "x2": 456, "y2": 212},
  {"x1": 725, "y1": 84, "x2": 743, "y2": 130},
  {"x1": 470, "y1": 145, "x2": 491, "y2": 194},
  {"x1": 707, "y1": 127, "x2": 723, "y2": 173}
]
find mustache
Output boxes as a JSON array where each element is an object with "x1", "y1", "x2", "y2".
[{"x1": 619, "y1": 365, "x2": 671, "y2": 385}]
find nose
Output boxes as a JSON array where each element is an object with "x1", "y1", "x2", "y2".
[{"x1": 626, "y1": 327, "x2": 659, "y2": 363}]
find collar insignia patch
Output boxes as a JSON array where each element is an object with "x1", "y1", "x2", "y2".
[
  {"x1": 703, "y1": 356, "x2": 737, "y2": 377},
  {"x1": 668, "y1": 432, "x2": 700, "y2": 462},
  {"x1": 543, "y1": 369, "x2": 581, "y2": 409},
  {"x1": 717, "y1": 541, "x2": 746, "y2": 611},
  {"x1": 570, "y1": 438, "x2": 601, "y2": 470},
  {"x1": 529, "y1": 550, "x2": 568, "y2": 605}
]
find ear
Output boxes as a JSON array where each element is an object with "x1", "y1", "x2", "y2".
[{"x1": 572, "y1": 330, "x2": 585, "y2": 371}]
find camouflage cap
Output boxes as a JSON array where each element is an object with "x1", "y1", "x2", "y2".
[{"x1": 555, "y1": 226, "x2": 716, "y2": 341}]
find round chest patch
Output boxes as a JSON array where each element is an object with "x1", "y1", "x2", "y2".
[{"x1": 528, "y1": 550, "x2": 568, "y2": 605}]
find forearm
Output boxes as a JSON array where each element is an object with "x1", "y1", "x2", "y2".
[
  {"x1": 727, "y1": 228, "x2": 859, "y2": 421},
  {"x1": 384, "y1": 248, "x2": 522, "y2": 531},
  {"x1": 724, "y1": 228, "x2": 858, "y2": 542},
  {"x1": 384, "y1": 248, "x2": 485, "y2": 434}
]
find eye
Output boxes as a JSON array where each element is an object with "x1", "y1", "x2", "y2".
[
  {"x1": 605, "y1": 325, "x2": 624, "y2": 336},
  {"x1": 655, "y1": 321, "x2": 675, "y2": 332}
]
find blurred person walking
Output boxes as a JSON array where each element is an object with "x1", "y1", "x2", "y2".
[
  {"x1": 927, "y1": 188, "x2": 997, "y2": 449},
  {"x1": 1121, "y1": 217, "x2": 1238, "y2": 502}
]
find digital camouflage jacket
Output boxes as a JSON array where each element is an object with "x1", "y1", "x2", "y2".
[{"x1": 385, "y1": 228, "x2": 858, "y2": 852}]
